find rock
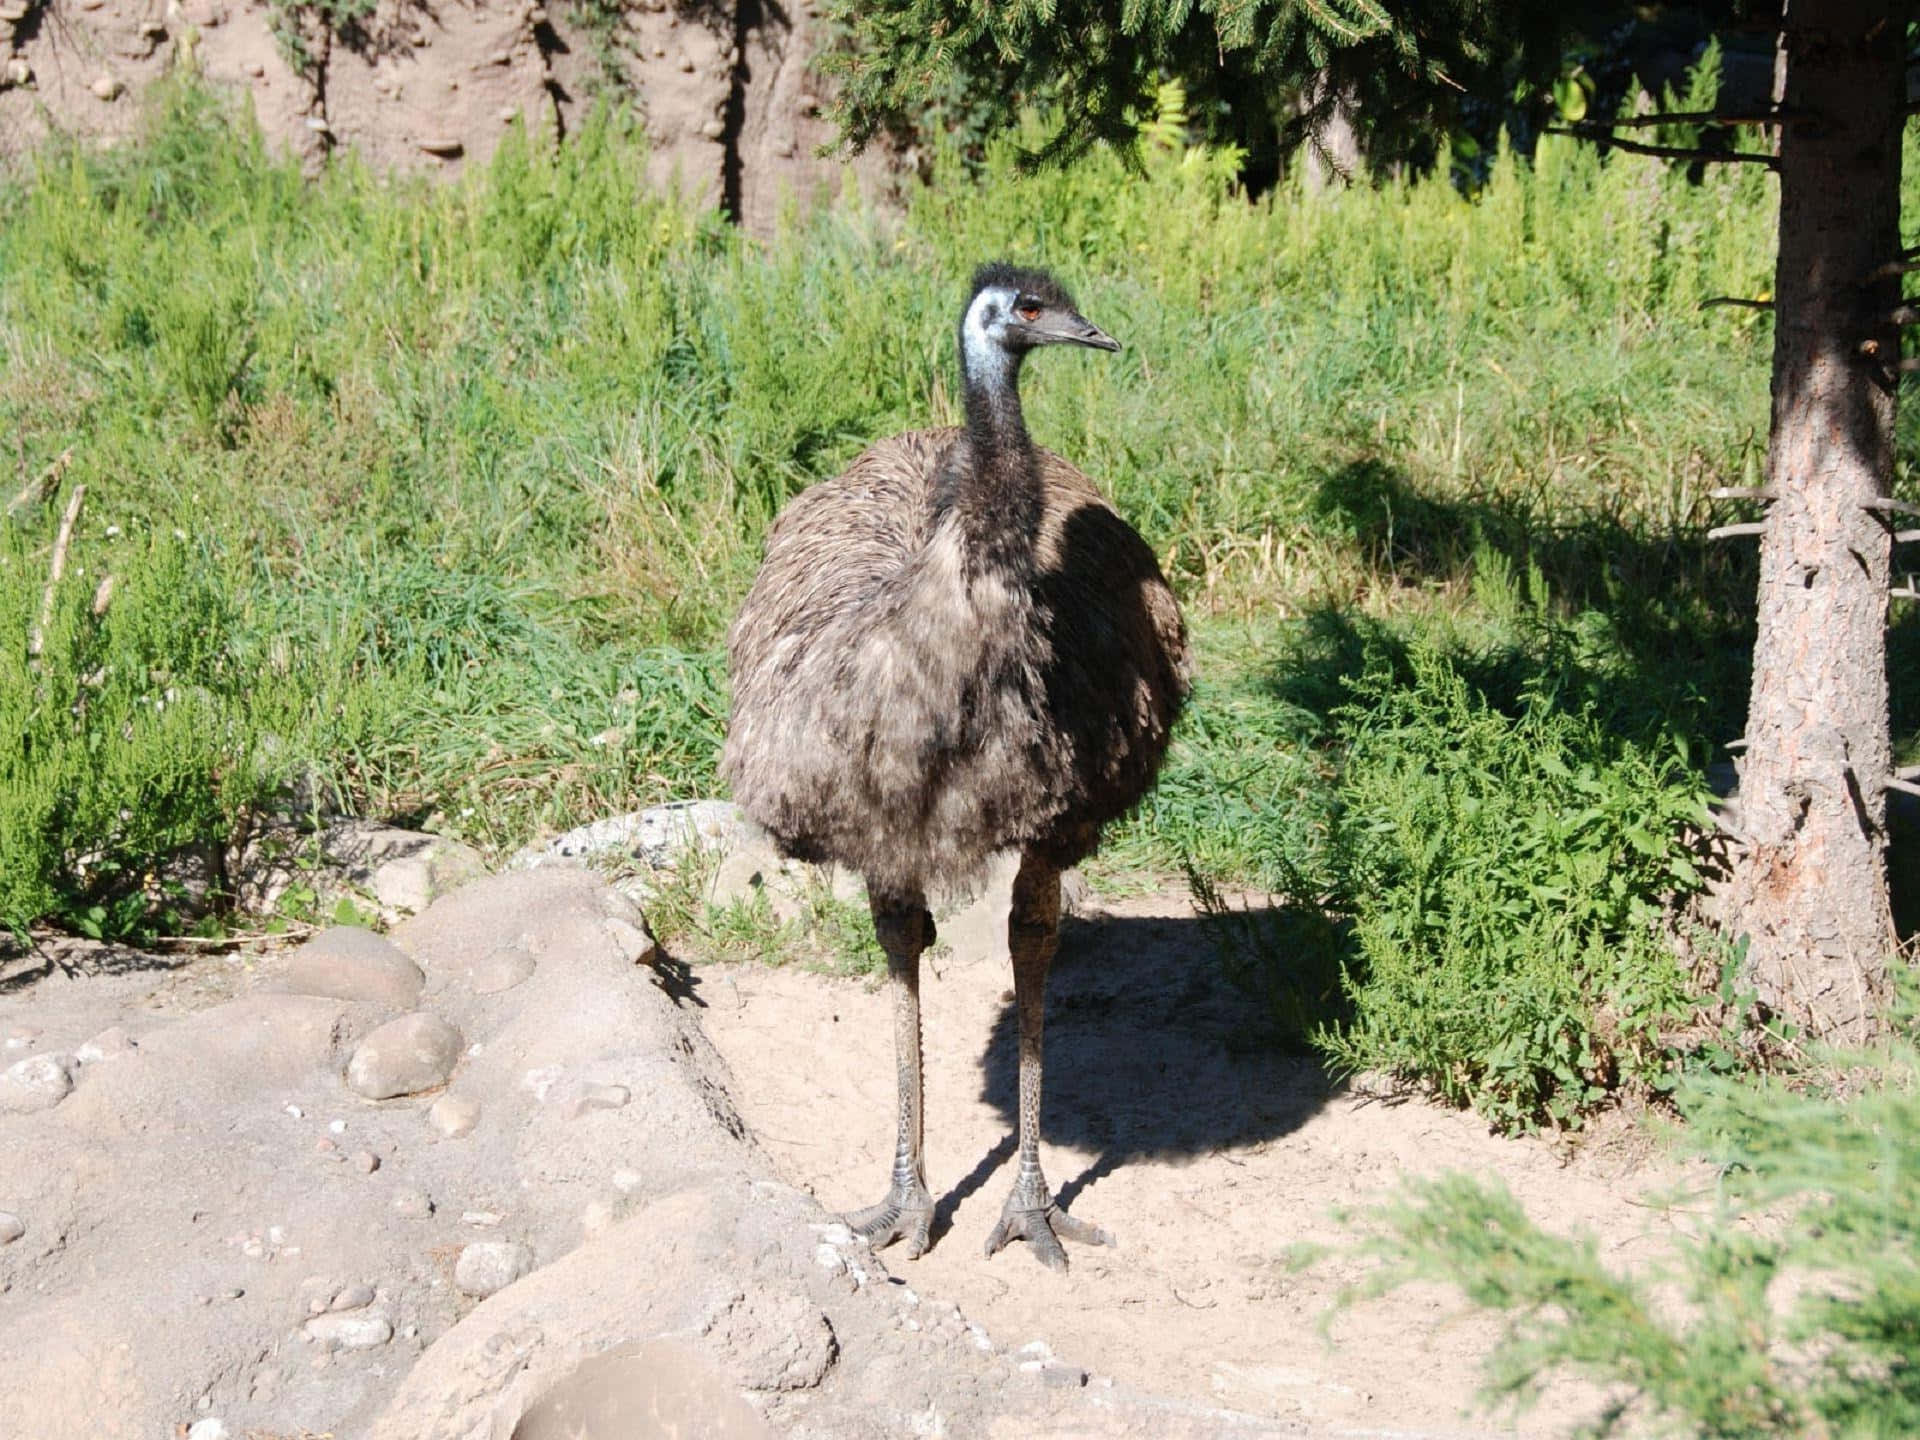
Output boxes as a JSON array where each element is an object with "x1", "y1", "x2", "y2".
[
  {"x1": 580, "y1": 1200, "x2": 614, "y2": 1237},
  {"x1": 306, "y1": 1310, "x2": 394, "y2": 1349},
  {"x1": 700, "y1": 119, "x2": 727, "y2": 140},
  {"x1": 236, "y1": 820, "x2": 485, "y2": 922},
  {"x1": 508, "y1": 800, "x2": 745, "y2": 872},
  {"x1": 0, "y1": 1212, "x2": 23, "y2": 1245},
  {"x1": 454, "y1": 1241, "x2": 532, "y2": 1298},
  {"x1": 284, "y1": 928, "x2": 425, "y2": 1010},
  {"x1": 0, "y1": 1054, "x2": 73, "y2": 1113},
  {"x1": 331, "y1": 1282, "x2": 376, "y2": 1312},
  {"x1": 353, "y1": 1149, "x2": 380, "y2": 1173},
  {"x1": 466, "y1": 944, "x2": 535, "y2": 994},
  {"x1": 567, "y1": 1083, "x2": 629, "y2": 1118},
  {"x1": 418, "y1": 138, "x2": 463, "y2": 158},
  {"x1": 90, "y1": 75, "x2": 123, "y2": 101},
  {"x1": 73, "y1": 1026, "x2": 135, "y2": 1063},
  {"x1": 187, "y1": 1420, "x2": 230, "y2": 1440},
  {"x1": 603, "y1": 916, "x2": 658, "y2": 966},
  {"x1": 2, "y1": 1025, "x2": 38, "y2": 1050},
  {"x1": 346, "y1": 1012, "x2": 462, "y2": 1099},
  {"x1": 391, "y1": 1187, "x2": 434, "y2": 1219},
  {"x1": 428, "y1": 1093, "x2": 480, "y2": 1138},
  {"x1": 4, "y1": 58, "x2": 31, "y2": 87}
]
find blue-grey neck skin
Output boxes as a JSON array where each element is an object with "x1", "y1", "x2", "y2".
[{"x1": 939, "y1": 284, "x2": 1043, "y2": 577}]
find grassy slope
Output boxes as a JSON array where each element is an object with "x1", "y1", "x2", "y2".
[{"x1": 7, "y1": 83, "x2": 1914, "y2": 1122}]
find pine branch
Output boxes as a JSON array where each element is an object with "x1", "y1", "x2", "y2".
[
  {"x1": 1546, "y1": 128, "x2": 1779, "y2": 168},
  {"x1": 1708, "y1": 487, "x2": 1777, "y2": 501},
  {"x1": 1707, "y1": 521, "x2": 1768, "y2": 541},
  {"x1": 1865, "y1": 497, "x2": 1920, "y2": 519},
  {"x1": 1700, "y1": 297, "x2": 1774, "y2": 313},
  {"x1": 1579, "y1": 108, "x2": 1798, "y2": 130}
]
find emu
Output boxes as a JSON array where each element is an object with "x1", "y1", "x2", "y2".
[{"x1": 722, "y1": 264, "x2": 1189, "y2": 1270}]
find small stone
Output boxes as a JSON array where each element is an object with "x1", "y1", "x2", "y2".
[
  {"x1": 488, "y1": 49, "x2": 511, "y2": 64},
  {"x1": 498, "y1": 106, "x2": 518, "y2": 123},
  {"x1": 602, "y1": 916, "x2": 658, "y2": 965},
  {"x1": 467, "y1": 945, "x2": 534, "y2": 994},
  {"x1": 418, "y1": 137, "x2": 464, "y2": 158},
  {"x1": 224, "y1": 1287, "x2": 244, "y2": 1300},
  {"x1": 246, "y1": 61, "x2": 265, "y2": 77},
  {"x1": 0, "y1": 1054, "x2": 72, "y2": 1113},
  {"x1": 352, "y1": 1149, "x2": 380, "y2": 1174},
  {"x1": 314, "y1": 1137, "x2": 338, "y2": 1154},
  {"x1": 268, "y1": 1226, "x2": 287, "y2": 1245},
  {"x1": 611, "y1": 1168, "x2": 643, "y2": 1193},
  {"x1": 5, "y1": 58, "x2": 32, "y2": 87},
  {"x1": 2, "y1": 1026, "x2": 38, "y2": 1050},
  {"x1": 90, "y1": 75, "x2": 123, "y2": 101},
  {"x1": 305, "y1": 1310, "x2": 393, "y2": 1349},
  {"x1": 308, "y1": 1296, "x2": 329, "y2": 1316},
  {"x1": 429, "y1": 1094, "x2": 480, "y2": 1139},
  {"x1": 580, "y1": 1200, "x2": 613, "y2": 1236},
  {"x1": 1043, "y1": 1366, "x2": 1089, "y2": 1389},
  {"x1": 242, "y1": 1240, "x2": 265, "y2": 1258},
  {"x1": 391, "y1": 1188, "x2": 434, "y2": 1219},
  {"x1": 402, "y1": 1323, "x2": 418, "y2": 1339},
  {"x1": 74, "y1": 1026, "x2": 135, "y2": 1063},
  {"x1": 284, "y1": 928, "x2": 424, "y2": 1011},
  {"x1": 677, "y1": 52, "x2": 693, "y2": 72},
  {"x1": 411, "y1": 30, "x2": 427, "y2": 45},
  {"x1": 285, "y1": 1104, "x2": 304, "y2": 1119},
  {"x1": 0, "y1": 1213, "x2": 23, "y2": 1245},
  {"x1": 331, "y1": 1283, "x2": 375, "y2": 1312},
  {"x1": 1017, "y1": 1340, "x2": 1053, "y2": 1362},
  {"x1": 461, "y1": 1210, "x2": 502, "y2": 1227},
  {"x1": 567, "y1": 1083, "x2": 629, "y2": 1118},
  {"x1": 305, "y1": 116, "x2": 331, "y2": 135},
  {"x1": 455, "y1": 1241, "x2": 533, "y2": 1298},
  {"x1": 346, "y1": 1012, "x2": 462, "y2": 1100},
  {"x1": 329, "y1": 1119, "x2": 346, "y2": 1134},
  {"x1": 700, "y1": 118, "x2": 726, "y2": 141},
  {"x1": 187, "y1": 1421, "x2": 230, "y2": 1440},
  {"x1": 527, "y1": 4, "x2": 547, "y2": 19}
]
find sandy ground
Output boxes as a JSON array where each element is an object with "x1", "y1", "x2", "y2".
[{"x1": 698, "y1": 882, "x2": 1694, "y2": 1439}]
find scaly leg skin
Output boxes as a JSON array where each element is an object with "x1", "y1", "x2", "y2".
[
  {"x1": 844, "y1": 894, "x2": 937, "y2": 1258},
  {"x1": 983, "y1": 854, "x2": 1116, "y2": 1272}
]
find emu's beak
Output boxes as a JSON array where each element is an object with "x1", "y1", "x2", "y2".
[
  {"x1": 1063, "y1": 312, "x2": 1121, "y2": 351},
  {"x1": 1037, "y1": 310, "x2": 1121, "y2": 351}
]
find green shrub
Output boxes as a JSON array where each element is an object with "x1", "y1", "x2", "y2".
[
  {"x1": 1348, "y1": 1015, "x2": 1920, "y2": 1437},
  {"x1": 1316, "y1": 638, "x2": 1710, "y2": 1131}
]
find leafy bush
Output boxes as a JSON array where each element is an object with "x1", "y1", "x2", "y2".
[
  {"x1": 1349, "y1": 1014, "x2": 1920, "y2": 1437},
  {"x1": 1316, "y1": 638, "x2": 1710, "y2": 1131}
]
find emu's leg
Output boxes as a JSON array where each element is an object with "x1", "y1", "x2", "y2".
[
  {"x1": 984, "y1": 853, "x2": 1115, "y2": 1272},
  {"x1": 844, "y1": 893, "x2": 937, "y2": 1257}
]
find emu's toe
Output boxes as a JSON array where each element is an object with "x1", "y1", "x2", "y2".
[
  {"x1": 984, "y1": 1200, "x2": 1114, "y2": 1272},
  {"x1": 845, "y1": 1185, "x2": 935, "y2": 1258}
]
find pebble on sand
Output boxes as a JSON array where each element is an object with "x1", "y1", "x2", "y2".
[
  {"x1": 454, "y1": 1240, "x2": 533, "y2": 1298},
  {"x1": 284, "y1": 927, "x2": 425, "y2": 1011},
  {"x1": 345, "y1": 1012, "x2": 462, "y2": 1099},
  {"x1": 391, "y1": 1187, "x2": 434, "y2": 1219},
  {"x1": 74, "y1": 1026, "x2": 136, "y2": 1063},
  {"x1": 567, "y1": 1083, "x2": 630, "y2": 1118},
  {"x1": 466, "y1": 944, "x2": 535, "y2": 995},
  {"x1": 0, "y1": 1053, "x2": 73, "y2": 1113},
  {"x1": 0, "y1": 1212, "x2": 24, "y2": 1245},
  {"x1": 428, "y1": 1093, "x2": 480, "y2": 1138},
  {"x1": 305, "y1": 1309, "x2": 394, "y2": 1349}
]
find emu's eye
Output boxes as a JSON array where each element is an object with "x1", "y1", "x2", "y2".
[{"x1": 1016, "y1": 299, "x2": 1043, "y2": 322}]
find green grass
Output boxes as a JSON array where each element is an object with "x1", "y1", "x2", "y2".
[{"x1": 5, "y1": 78, "x2": 1911, "y2": 1119}]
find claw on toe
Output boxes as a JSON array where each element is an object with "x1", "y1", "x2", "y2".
[
  {"x1": 845, "y1": 1191, "x2": 935, "y2": 1258},
  {"x1": 984, "y1": 1203, "x2": 1115, "y2": 1272}
]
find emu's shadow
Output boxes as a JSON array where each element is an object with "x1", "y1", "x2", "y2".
[{"x1": 958, "y1": 903, "x2": 1339, "y2": 1236}]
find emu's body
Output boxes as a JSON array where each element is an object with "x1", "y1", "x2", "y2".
[{"x1": 722, "y1": 266, "x2": 1188, "y2": 1269}]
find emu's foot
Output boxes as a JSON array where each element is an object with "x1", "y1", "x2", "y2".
[
  {"x1": 844, "y1": 1183, "x2": 935, "y2": 1258},
  {"x1": 984, "y1": 1197, "x2": 1114, "y2": 1272}
]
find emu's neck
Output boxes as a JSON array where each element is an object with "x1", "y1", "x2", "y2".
[{"x1": 939, "y1": 343, "x2": 1043, "y2": 580}]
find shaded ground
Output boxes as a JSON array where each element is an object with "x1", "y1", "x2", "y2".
[{"x1": 698, "y1": 878, "x2": 1697, "y2": 1437}]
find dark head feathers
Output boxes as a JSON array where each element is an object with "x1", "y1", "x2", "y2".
[{"x1": 969, "y1": 262, "x2": 1076, "y2": 310}]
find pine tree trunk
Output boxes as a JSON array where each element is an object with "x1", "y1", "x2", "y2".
[{"x1": 1722, "y1": 0, "x2": 1904, "y2": 1044}]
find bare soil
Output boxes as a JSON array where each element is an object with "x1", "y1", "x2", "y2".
[{"x1": 698, "y1": 880, "x2": 1695, "y2": 1438}]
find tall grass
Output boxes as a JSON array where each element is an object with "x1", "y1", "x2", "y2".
[{"x1": 2, "y1": 80, "x2": 1893, "y2": 1116}]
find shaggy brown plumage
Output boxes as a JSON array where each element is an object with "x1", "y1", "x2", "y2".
[
  {"x1": 723, "y1": 430, "x2": 1187, "y2": 897},
  {"x1": 721, "y1": 264, "x2": 1189, "y2": 1270}
]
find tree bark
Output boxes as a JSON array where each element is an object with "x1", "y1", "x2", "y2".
[{"x1": 1722, "y1": 0, "x2": 1905, "y2": 1044}]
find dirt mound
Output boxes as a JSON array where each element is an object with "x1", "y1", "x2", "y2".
[{"x1": 0, "y1": 0, "x2": 887, "y2": 231}]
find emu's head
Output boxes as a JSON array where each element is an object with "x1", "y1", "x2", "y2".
[{"x1": 960, "y1": 264, "x2": 1119, "y2": 378}]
